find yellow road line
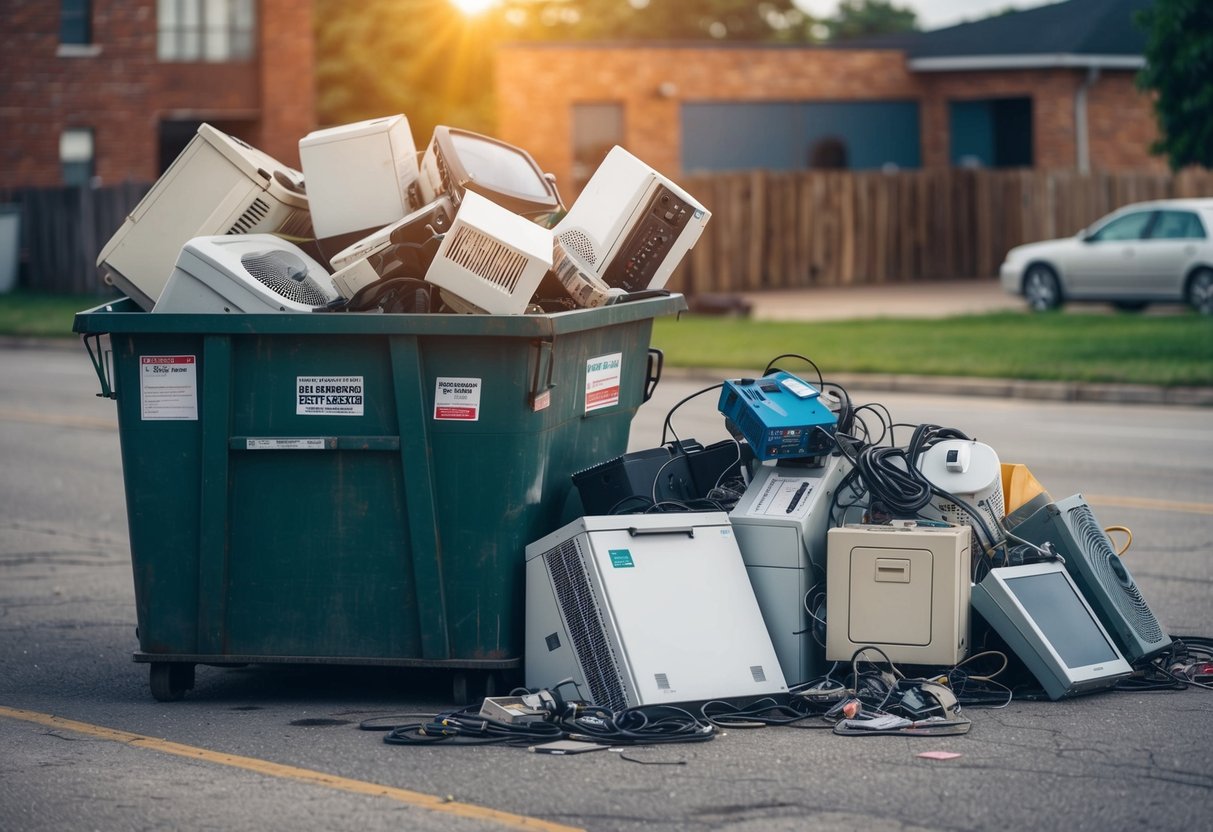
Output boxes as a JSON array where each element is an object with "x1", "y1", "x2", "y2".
[
  {"x1": 1085, "y1": 494, "x2": 1213, "y2": 516},
  {"x1": 0, "y1": 705, "x2": 582, "y2": 832},
  {"x1": 0, "y1": 408, "x2": 116, "y2": 431}
]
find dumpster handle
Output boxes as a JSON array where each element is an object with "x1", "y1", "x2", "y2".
[
  {"x1": 644, "y1": 348, "x2": 664, "y2": 403},
  {"x1": 82, "y1": 333, "x2": 116, "y2": 399},
  {"x1": 529, "y1": 338, "x2": 556, "y2": 412},
  {"x1": 628, "y1": 526, "x2": 694, "y2": 538}
]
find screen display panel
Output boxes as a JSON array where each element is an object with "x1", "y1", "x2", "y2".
[{"x1": 1004, "y1": 572, "x2": 1120, "y2": 668}]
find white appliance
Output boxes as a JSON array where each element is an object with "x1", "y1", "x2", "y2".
[
  {"x1": 97, "y1": 124, "x2": 312, "y2": 311},
  {"x1": 425, "y1": 191, "x2": 553, "y2": 314},
  {"x1": 552, "y1": 146, "x2": 710, "y2": 302},
  {"x1": 917, "y1": 439, "x2": 1005, "y2": 546},
  {"x1": 327, "y1": 196, "x2": 454, "y2": 298},
  {"x1": 826, "y1": 523, "x2": 971, "y2": 667},
  {"x1": 525, "y1": 512, "x2": 788, "y2": 711},
  {"x1": 729, "y1": 456, "x2": 855, "y2": 684},
  {"x1": 153, "y1": 235, "x2": 337, "y2": 314},
  {"x1": 298, "y1": 115, "x2": 419, "y2": 240}
]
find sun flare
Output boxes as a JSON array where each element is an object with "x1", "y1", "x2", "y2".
[{"x1": 449, "y1": 0, "x2": 498, "y2": 16}]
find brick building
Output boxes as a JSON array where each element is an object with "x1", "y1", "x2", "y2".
[
  {"x1": 0, "y1": 0, "x2": 315, "y2": 189},
  {"x1": 494, "y1": 0, "x2": 1163, "y2": 194}
]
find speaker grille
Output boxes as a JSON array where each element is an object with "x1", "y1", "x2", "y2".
[
  {"x1": 557, "y1": 228, "x2": 599, "y2": 266},
  {"x1": 239, "y1": 250, "x2": 329, "y2": 306},
  {"x1": 545, "y1": 537, "x2": 628, "y2": 712},
  {"x1": 1066, "y1": 502, "x2": 1164, "y2": 643}
]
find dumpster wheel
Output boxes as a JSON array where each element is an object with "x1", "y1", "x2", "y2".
[
  {"x1": 452, "y1": 670, "x2": 501, "y2": 706},
  {"x1": 149, "y1": 662, "x2": 195, "y2": 702}
]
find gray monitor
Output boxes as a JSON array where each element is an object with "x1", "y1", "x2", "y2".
[{"x1": 971, "y1": 562, "x2": 1132, "y2": 700}]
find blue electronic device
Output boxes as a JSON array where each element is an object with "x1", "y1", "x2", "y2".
[{"x1": 717, "y1": 372, "x2": 837, "y2": 461}]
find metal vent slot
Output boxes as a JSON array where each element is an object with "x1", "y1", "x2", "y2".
[
  {"x1": 558, "y1": 229, "x2": 598, "y2": 266},
  {"x1": 654, "y1": 673, "x2": 670, "y2": 690},
  {"x1": 228, "y1": 197, "x2": 270, "y2": 234},
  {"x1": 239, "y1": 250, "x2": 329, "y2": 306},
  {"x1": 277, "y1": 208, "x2": 315, "y2": 240},
  {"x1": 750, "y1": 666, "x2": 767, "y2": 683},
  {"x1": 545, "y1": 538, "x2": 628, "y2": 712},
  {"x1": 446, "y1": 226, "x2": 528, "y2": 295},
  {"x1": 1068, "y1": 504, "x2": 1163, "y2": 641}
]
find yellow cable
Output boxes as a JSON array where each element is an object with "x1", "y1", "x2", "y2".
[{"x1": 1105, "y1": 525, "x2": 1133, "y2": 557}]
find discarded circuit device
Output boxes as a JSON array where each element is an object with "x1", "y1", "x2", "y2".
[
  {"x1": 1011, "y1": 494, "x2": 1171, "y2": 664},
  {"x1": 917, "y1": 438, "x2": 1005, "y2": 549},
  {"x1": 971, "y1": 561, "x2": 1133, "y2": 700},
  {"x1": 552, "y1": 145, "x2": 710, "y2": 303},
  {"x1": 327, "y1": 196, "x2": 453, "y2": 298},
  {"x1": 424, "y1": 191, "x2": 553, "y2": 314},
  {"x1": 826, "y1": 523, "x2": 972, "y2": 667},
  {"x1": 153, "y1": 234, "x2": 337, "y2": 314},
  {"x1": 97, "y1": 123, "x2": 312, "y2": 311},
  {"x1": 730, "y1": 455, "x2": 857, "y2": 684},
  {"x1": 525, "y1": 512, "x2": 787, "y2": 710},
  {"x1": 718, "y1": 372, "x2": 838, "y2": 461}
]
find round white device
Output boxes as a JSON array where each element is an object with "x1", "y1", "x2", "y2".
[{"x1": 918, "y1": 439, "x2": 1005, "y2": 531}]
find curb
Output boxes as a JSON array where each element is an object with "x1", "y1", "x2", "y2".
[{"x1": 663, "y1": 367, "x2": 1213, "y2": 407}]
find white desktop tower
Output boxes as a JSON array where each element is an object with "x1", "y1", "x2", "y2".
[
  {"x1": 525, "y1": 512, "x2": 787, "y2": 710},
  {"x1": 729, "y1": 456, "x2": 855, "y2": 685},
  {"x1": 425, "y1": 192, "x2": 553, "y2": 314},
  {"x1": 553, "y1": 146, "x2": 710, "y2": 301},
  {"x1": 97, "y1": 124, "x2": 312, "y2": 311},
  {"x1": 826, "y1": 523, "x2": 971, "y2": 667},
  {"x1": 298, "y1": 115, "x2": 420, "y2": 240},
  {"x1": 153, "y1": 235, "x2": 337, "y2": 314}
]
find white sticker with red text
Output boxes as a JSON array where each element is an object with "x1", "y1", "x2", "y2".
[
  {"x1": 434, "y1": 377, "x2": 481, "y2": 421},
  {"x1": 585, "y1": 352, "x2": 622, "y2": 413},
  {"x1": 140, "y1": 355, "x2": 198, "y2": 420}
]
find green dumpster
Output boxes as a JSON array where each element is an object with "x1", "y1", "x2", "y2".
[{"x1": 73, "y1": 295, "x2": 685, "y2": 701}]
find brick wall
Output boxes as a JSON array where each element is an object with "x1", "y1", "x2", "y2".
[
  {"x1": 495, "y1": 45, "x2": 1165, "y2": 191},
  {"x1": 0, "y1": 0, "x2": 314, "y2": 188}
]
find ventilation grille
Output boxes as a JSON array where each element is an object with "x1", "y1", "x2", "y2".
[
  {"x1": 277, "y1": 207, "x2": 314, "y2": 239},
  {"x1": 1066, "y1": 503, "x2": 1163, "y2": 643},
  {"x1": 445, "y1": 226, "x2": 529, "y2": 295},
  {"x1": 239, "y1": 250, "x2": 329, "y2": 306},
  {"x1": 654, "y1": 673, "x2": 670, "y2": 691},
  {"x1": 750, "y1": 666, "x2": 767, "y2": 683},
  {"x1": 545, "y1": 537, "x2": 628, "y2": 712},
  {"x1": 227, "y1": 197, "x2": 270, "y2": 234},
  {"x1": 558, "y1": 228, "x2": 599, "y2": 266}
]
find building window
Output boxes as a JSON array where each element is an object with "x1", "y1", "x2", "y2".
[
  {"x1": 60, "y1": 0, "x2": 92, "y2": 44},
  {"x1": 157, "y1": 0, "x2": 256, "y2": 62},
  {"x1": 949, "y1": 98, "x2": 1033, "y2": 168},
  {"x1": 61, "y1": 128, "x2": 95, "y2": 186},
  {"x1": 572, "y1": 103, "x2": 624, "y2": 193}
]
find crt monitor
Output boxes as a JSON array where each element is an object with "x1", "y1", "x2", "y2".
[
  {"x1": 416, "y1": 126, "x2": 563, "y2": 222},
  {"x1": 971, "y1": 561, "x2": 1132, "y2": 700}
]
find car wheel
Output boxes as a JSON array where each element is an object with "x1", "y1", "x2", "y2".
[
  {"x1": 1112, "y1": 300, "x2": 1149, "y2": 313},
  {"x1": 1023, "y1": 264, "x2": 1062, "y2": 312},
  {"x1": 1186, "y1": 268, "x2": 1213, "y2": 315}
]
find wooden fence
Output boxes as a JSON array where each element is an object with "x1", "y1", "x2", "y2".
[{"x1": 5, "y1": 169, "x2": 1213, "y2": 296}]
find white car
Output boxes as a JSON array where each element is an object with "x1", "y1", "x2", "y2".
[{"x1": 999, "y1": 198, "x2": 1213, "y2": 314}]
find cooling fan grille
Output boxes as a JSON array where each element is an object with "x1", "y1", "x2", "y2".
[
  {"x1": 240, "y1": 250, "x2": 330, "y2": 306},
  {"x1": 1068, "y1": 503, "x2": 1163, "y2": 642}
]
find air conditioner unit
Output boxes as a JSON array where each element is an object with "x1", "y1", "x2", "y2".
[
  {"x1": 153, "y1": 235, "x2": 337, "y2": 314},
  {"x1": 729, "y1": 455, "x2": 857, "y2": 684},
  {"x1": 552, "y1": 145, "x2": 710, "y2": 303},
  {"x1": 425, "y1": 191, "x2": 553, "y2": 314},
  {"x1": 525, "y1": 512, "x2": 787, "y2": 710},
  {"x1": 1010, "y1": 494, "x2": 1171, "y2": 664},
  {"x1": 299, "y1": 114, "x2": 420, "y2": 240},
  {"x1": 97, "y1": 124, "x2": 313, "y2": 311}
]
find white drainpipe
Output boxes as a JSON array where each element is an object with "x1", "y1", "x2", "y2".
[{"x1": 1075, "y1": 66, "x2": 1100, "y2": 173}]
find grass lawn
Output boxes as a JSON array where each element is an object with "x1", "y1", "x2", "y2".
[{"x1": 2, "y1": 292, "x2": 1210, "y2": 387}]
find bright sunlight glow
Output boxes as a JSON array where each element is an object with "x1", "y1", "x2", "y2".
[{"x1": 449, "y1": 0, "x2": 498, "y2": 15}]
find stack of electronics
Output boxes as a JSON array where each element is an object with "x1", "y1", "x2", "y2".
[{"x1": 96, "y1": 116, "x2": 711, "y2": 316}]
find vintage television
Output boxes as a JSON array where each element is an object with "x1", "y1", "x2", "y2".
[
  {"x1": 1011, "y1": 494, "x2": 1171, "y2": 664},
  {"x1": 826, "y1": 523, "x2": 972, "y2": 667},
  {"x1": 729, "y1": 455, "x2": 855, "y2": 684},
  {"x1": 153, "y1": 235, "x2": 337, "y2": 314},
  {"x1": 415, "y1": 126, "x2": 563, "y2": 222},
  {"x1": 298, "y1": 114, "x2": 420, "y2": 240},
  {"x1": 971, "y1": 561, "x2": 1133, "y2": 700},
  {"x1": 552, "y1": 145, "x2": 710, "y2": 304},
  {"x1": 97, "y1": 124, "x2": 313, "y2": 311},
  {"x1": 327, "y1": 196, "x2": 454, "y2": 299},
  {"x1": 525, "y1": 512, "x2": 787, "y2": 710},
  {"x1": 424, "y1": 191, "x2": 553, "y2": 315}
]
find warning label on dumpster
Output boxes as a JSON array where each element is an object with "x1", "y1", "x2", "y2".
[
  {"x1": 296, "y1": 376, "x2": 364, "y2": 416},
  {"x1": 140, "y1": 355, "x2": 197, "y2": 420},
  {"x1": 434, "y1": 377, "x2": 481, "y2": 421},
  {"x1": 585, "y1": 353, "x2": 622, "y2": 413}
]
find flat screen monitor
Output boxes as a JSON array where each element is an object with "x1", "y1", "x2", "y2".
[
  {"x1": 418, "y1": 126, "x2": 562, "y2": 222},
  {"x1": 971, "y1": 562, "x2": 1132, "y2": 700}
]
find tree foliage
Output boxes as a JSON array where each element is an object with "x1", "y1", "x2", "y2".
[
  {"x1": 1136, "y1": 0, "x2": 1213, "y2": 170},
  {"x1": 824, "y1": 0, "x2": 917, "y2": 41}
]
